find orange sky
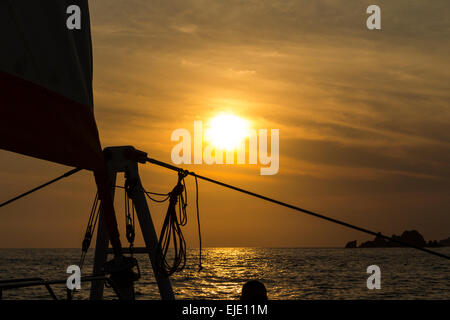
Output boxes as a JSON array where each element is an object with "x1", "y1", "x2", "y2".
[{"x1": 1, "y1": 0, "x2": 449, "y2": 248}]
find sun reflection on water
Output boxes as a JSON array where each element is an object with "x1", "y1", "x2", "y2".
[{"x1": 1, "y1": 247, "x2": 449, "y2": 300}]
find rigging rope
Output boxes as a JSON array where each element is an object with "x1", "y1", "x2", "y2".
[
  {"x1": 144, "y1": 190, "x2": 170, "y2": 203},
  {"x1": 1, "y1": 157, "x2": 447, "y2": 261},
  {"x1": 116, "y1": 184, "x2": 171, "y2": 203},
  {"x1": 145, "y1": 157, "x2": 450, "y2": 261},
  {"x1": 124, "y1": 179, "x2": 136, "y2": 255},
  {"x1": 0, "y1": 168, "x2": 82, "y2": 208},
  {"x1": 79, "y1": 192, "x2": 100, "y2": 269}
]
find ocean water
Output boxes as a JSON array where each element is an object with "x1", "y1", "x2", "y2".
[{"x1": 0, "y1": 247, "x2": 449, "y2": 300}]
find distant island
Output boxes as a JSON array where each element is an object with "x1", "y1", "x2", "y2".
[{"x1": 345, "y1": 230, "x2": 450, "y2": 248}]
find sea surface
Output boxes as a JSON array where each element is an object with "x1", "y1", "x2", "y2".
[{"x1": 0, "y1": 247, "x2": 449, "y2": 300}]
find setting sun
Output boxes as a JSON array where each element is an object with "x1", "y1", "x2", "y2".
[{"x1": 205, "y1": 113, "x2": 250, "y2": 151}]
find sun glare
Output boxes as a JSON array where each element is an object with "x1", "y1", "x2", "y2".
[{"x1": 205, "y1": 113, "x2": 250, "y2": 151}]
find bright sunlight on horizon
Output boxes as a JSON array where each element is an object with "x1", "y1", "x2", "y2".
[{"x1": 204, "y1": 113, "x2": 251, "y2": 151}]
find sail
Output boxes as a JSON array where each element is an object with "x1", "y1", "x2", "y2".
[
  {"x1": 0, "y1": 0, "x2": 103, "y2": 170},
  {"x1": 0, "y1": 1, "x2": 123, "y2": 254}
]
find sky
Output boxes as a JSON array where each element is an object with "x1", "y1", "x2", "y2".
[{"x1": 1, "y1": 0, "x2": 449, "y2": 248}]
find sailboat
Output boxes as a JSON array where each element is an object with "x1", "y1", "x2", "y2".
[{"x1": 1, "y1": 0, "x2": 448, "y2": 301}]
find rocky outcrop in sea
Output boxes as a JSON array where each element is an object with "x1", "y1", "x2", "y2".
[{"x1": 345, "y1": 230, "x2": 450, "y2": 248}]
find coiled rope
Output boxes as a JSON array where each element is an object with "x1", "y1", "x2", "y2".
[
  {"x1": 157, "y1": 171, "x2": 188, "y2": 275},
  {"x1": 114, "y1": 173, "x2": 203, "y2": 274}
]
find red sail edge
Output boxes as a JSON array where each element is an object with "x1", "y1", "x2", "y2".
[
  {"x1": 0, "y1": 70, "x2": 104, "y2": 171},
  {"x1": 0, "y1": 71, "x2": 122, "y2": 255}
]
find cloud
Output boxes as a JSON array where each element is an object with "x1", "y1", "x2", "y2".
[{"x1": 172, "y1": 24, "x2": 198, "y2": 34}]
